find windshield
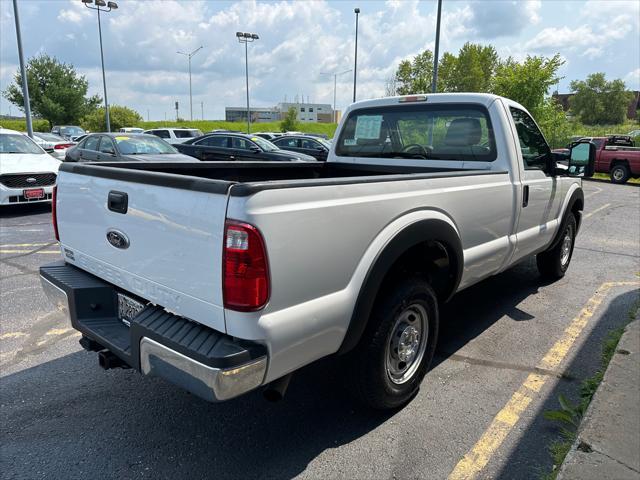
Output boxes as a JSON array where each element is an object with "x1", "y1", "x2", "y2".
[
  {"x1": 251, "y1": 136, "x2": 278, "y2": 151},
  {"x1": 113, "y1": 135, "x2": 177, "y2": 154},
  {"x1": 335, "y1": 104, "x2": 496, "y2": 162},
  {"x1": 0, "y1": 134, "x2": 44, "y2": 154},
  {"x1": 60, "y1": 126, "x2": 86, "y2": 136}
]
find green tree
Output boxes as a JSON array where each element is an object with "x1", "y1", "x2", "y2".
[
  {"x1": 445, "y1": 43, "x2": 498, "y2": 92},
  {"x1": 492, "y1": 54, "x2": 564, "y2": 117},
  {"x1": 569, "y1": 73, "x2": 633, "y2": 125},
  {"x1": 395, "y1": 50, "x2": 434, "y2": 95},
  {"x1": 2, "y1": 54, "x2": 101, "y2": 127},
  {"x1": 82, "y1": 105, "x2": 142, "y2": 132},
  {"x1": 280, "y1": 106, "x2": 299, "y2": 132}
]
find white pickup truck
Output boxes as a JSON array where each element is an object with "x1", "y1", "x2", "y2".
[{"x1": 40, "y1": 94, "x2": 595, "y2": 409}]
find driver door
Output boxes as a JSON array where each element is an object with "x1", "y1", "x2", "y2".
[{"x1": 509, "y1": 107, "x2": 565, "y2": 261}]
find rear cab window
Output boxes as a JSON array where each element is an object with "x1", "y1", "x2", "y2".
[{"x1": 335, "y1": 103, "x2": 496, "y2": 162}]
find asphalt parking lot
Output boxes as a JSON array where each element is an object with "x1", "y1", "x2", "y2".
[{"x1": 1, "y1": 180, "x2": 639, "y2": 480}]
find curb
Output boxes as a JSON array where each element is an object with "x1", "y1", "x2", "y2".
[{"x1": 558, "y1": 318, "x2": 640, "y2": 479}]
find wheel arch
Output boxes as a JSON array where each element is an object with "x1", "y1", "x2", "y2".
[
  {"x1": 548, "y1": 185, "x2": 584, "y2": 251},
  {"x1": 337, "y1": 217, "x2": 463, "y2": 355}
]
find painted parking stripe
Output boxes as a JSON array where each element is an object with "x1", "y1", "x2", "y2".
[
  {"x1": 0, "y1": 250, "x2": 60, "y2": 254},
  {"x1": 448, "y1": 280, "x2": 640, "y2": 480},
  {"x1": 583, "y1": 203, "x2": 611, "y2": 220}
]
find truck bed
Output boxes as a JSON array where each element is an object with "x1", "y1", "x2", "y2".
[{"x1": 59, "y1": 161, "x2": 500, "y2": 196}]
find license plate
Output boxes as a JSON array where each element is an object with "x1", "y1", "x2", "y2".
[
  {"x1": 24, "y1": 188, "x2": 44, "y2": 199},
  {"x1": 117, "y1": 293, "x2": 145, "y2": 327}
]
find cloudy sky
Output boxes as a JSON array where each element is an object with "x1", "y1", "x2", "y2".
[{"x1": 1, "y1": 0, "x2": 639, "y2": 121}]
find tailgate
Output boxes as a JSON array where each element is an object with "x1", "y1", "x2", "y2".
[{"x1": 55, "y1": 167, "x2": 230, "y2": 333}]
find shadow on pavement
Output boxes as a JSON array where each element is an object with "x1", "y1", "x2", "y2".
[
  {"x1": 0, "y1": 202, "x2": 51, "y2": 218},
  {"x1": 494, "y1": 288, "x2": 640, "y2": 479}
]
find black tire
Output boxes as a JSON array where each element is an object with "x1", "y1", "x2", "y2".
[
  {"x1": 346, "y1": 276, "x2": 439, "y2": 410},
  {"x1": 537, "y1": 213, "x2": 577, "y2": 279},
  {"x1": 610, "y1": 164, "x2": 630, "y2": 184}
]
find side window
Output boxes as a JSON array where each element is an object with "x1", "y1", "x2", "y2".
[
  {"x1": 231, "y1": 137, "x2": 253, "y2": 150},
  {"x1": 98, "y1": 137, "x2": 116, "y2": 154},
  {"x1": 154, "y1": 130, "x2": 170, "y2": 139},
  {"x1": 301, "y1": 139, "x2": 319, "y2": 149},
  {"x1": 83, "y1": 136, "x2": 99, "y2": 151},
  {"x1": 196, "y1": 136, "x2": 228, "y2": 148},
  {"x1": 509, "y1": 107, "x2": 551, "y2": 171},
  {"x1": 275, "y1": 138, "x2": 298, "y2": 148}
]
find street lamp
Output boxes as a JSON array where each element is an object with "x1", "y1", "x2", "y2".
[
  {"x1": 320, "y1": 69, "x2": 352, "y2": 123},
  {"x1": 177, "y1": 46, "x2": 203, "y2": 121},
  {"x1": 83, "y1": 0, "x2": 118, "y2": 132},
  {"x1": 431, "y1": 0, "x2": 442, "y2": 93},
  {"x1": 236, "y1": 31, "x2": 259, "y2": 134},
  {"x1": 353, "y1": 8, "x2": 360, "y2": 103}
]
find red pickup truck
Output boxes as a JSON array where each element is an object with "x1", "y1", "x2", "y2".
[{"x1": 555, "y1": 135, "x2": 640, "y2": 184}]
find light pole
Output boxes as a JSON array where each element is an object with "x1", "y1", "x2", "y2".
[
  {"x1": 431, "y1": 0, "x2": 442, "y2": 93},
  {"x1": 177, "y1": 46, "x2": 203, "y2": 121},
  {"x1": 321, "y1": 69, "x2": 351, "y2": 123},
  {"x1": 353, "y1": 8, "x2": 360, "y2": 103},
  {"x1": 12, "y1": 0, "x2": 33, "y2": 137},
  {"x1": 236, "y1": 32, "x2": 259, "y2": 133},
  {"x1": 83, "y1": 0, "x2": 117, "y2": 132}
]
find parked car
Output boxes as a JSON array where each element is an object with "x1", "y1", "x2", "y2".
[
  {"x1": 175, "y1": 132, "x2": 317, "y2": 162},
  {"x1": 119, "y1": 127, "x2": 144, "y2": 133},
  {"x1": 64, "y1": 133, "x2": 196, "y2": 163},
  {"x1": 591, "y1": 136, "x2": 640, "y2": 184},
  {"x1": 0, "y1": 128, "x2": 60, "y2": 205},
  {"x1": 41, "y1": 93, "x2": 594, "y2": 409},
  {"x1": 30, "y1": 132, "x2": 75, "y2": 160},
  {"x1": 51, "y1": 125, "x2": 86, "y2": 141},
  {"x1": 143, "y1": 127, "x2": 203, "y2": 144},
  {"x1": 271, "y1": 134, "x2": 331, "y2": 161}
]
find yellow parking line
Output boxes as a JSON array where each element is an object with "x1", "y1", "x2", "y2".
[
  {"x1": 0, "y1": 250, "x2": 60, "y2": 254},
  {"x1": 45, "y1": 328, "x2": 73, "y2": 336},
  {"x1": 583, "y1": 203, "x2": 611, "y2": 220},
  {"x1": 0, "y1": 243, "x2": 53, "y2": 247},
  {"x1": 448, "y1": 280, "x2": 640, "y2": 480},
  {"x1": 0, "y1": 332, "x2": 27, "y2": 339}
]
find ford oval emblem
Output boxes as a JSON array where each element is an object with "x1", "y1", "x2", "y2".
[
  {"x1": 26, "y1": 177, "x2": 37, "y2": 183},
  {"x1": 106, "y1": 230, "x2": 130, "y2": 249}
]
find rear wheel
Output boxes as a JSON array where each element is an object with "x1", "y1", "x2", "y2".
[
  {"x1": 610, "y1": 164, "x2": 630, "y2": 184},
  {"x1": 537, "y1": 213, "x2": 576, "y2": 279},
  {"x1": 346, "y1": 276, "x2": 439, "y2": 410}
]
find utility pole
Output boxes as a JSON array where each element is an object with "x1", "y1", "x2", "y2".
[
  {"x1": 201, "y1": 101, "x2": 204, "y2": 120},
  {"x1": 177, "y1": 46, "x2": 203, "y2": 121},
  {"x1": 353, "y1": 8, "x2": 360, "y2": 103},
  {"x1": 83, "y1": 0, "x2": 118, "y2": 132},
  {"x1": 175, "y1": 101, "x2": 179, "y2": 121},
  {"x1": 431, "y1": 0, "x2": 442, "y2": 93},
  {"x1": 321, "y1": 69, "x2": 351, "y2": 123},
  {"x1": 12, "y1": 0, "x2": 33, "y2": 137},
  {"x1": 147, "y1": 109, "x2": 150, "y2": 121}
]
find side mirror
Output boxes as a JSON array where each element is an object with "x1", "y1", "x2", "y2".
[
  {"x1": 568, "y1": 141, "x2": 595, "y2": 177},
  {"x1": 103, "y1": 148, "x2": 116, "y2": 155},
  {"x1": 250, "y1": 146, "x2": 261, "y2": 153}
]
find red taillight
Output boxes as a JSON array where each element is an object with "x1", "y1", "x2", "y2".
[
  {"x1": 52, "y1": 185, "x2": 59, "y2": 241},
  {"x1": 54, "y1": 143, "x2": 73, "y2": 149},
  {"x1": 223, "y1": 220, "x2": 269, "y2": 311}
]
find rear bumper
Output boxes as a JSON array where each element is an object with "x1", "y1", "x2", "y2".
[{"x1": 40, "y1": 261, "x2": 267, "y2": 402}]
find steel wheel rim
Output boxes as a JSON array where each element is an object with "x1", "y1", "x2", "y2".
[
  {"x1": 560, "y1": 226, "x2": 573, "y2": 266},
  {"x1": 613, "y1": 168, "x2": 624, "y2": 181},
  {"x1": 385, "y1": 303, "x2": 429, "y2": 385}
]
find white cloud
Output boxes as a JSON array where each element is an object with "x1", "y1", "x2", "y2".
[{"x1": 625, "y1": 68, "x2": 640, "y2": 88}]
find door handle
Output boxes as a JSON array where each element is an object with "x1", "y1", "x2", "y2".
[
  {"x1": 108, "y1": 191, "x2": 128, "y2": 214},
  {"x1": 229, "y1": 156, "x2": 235, "y2": 161},
  {"x1": 522, "y1": 185, "x2": 529, "y2": 208}
]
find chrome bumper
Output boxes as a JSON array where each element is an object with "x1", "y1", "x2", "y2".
[
  {"x1": 139, "y1": 337, "x2": 267, "y2": 402},
  {"x1": 40, "y1": 275, "x2": 70, "y2": 317}
]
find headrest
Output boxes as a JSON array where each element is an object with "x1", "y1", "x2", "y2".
[{"x1": 444, "y1": 118, "x2": 482, "y2": 146}]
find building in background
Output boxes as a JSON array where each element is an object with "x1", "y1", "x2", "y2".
[{"x1": 224, "y1": 102, "x2": 337, "y2": 123}]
